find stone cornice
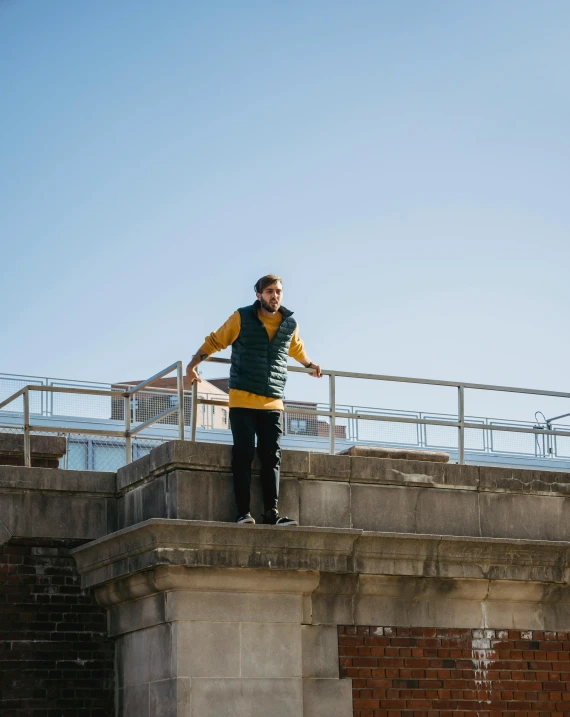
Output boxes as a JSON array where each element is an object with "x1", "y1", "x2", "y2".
[{"x1": 72, "y1": 519, "x2": 570, "y2": 596}]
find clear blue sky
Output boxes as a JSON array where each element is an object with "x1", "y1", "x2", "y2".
[{"x1": 1, "y1": 0, "x2": 569, "y2": 420}]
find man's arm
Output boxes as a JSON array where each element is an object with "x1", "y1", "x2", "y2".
[
  {"x1": 288, "y1": 326, "x2": 322, "y2": 378},
  {"x1": 186, "y1": 311, "x2": 241, "y2": 384}
]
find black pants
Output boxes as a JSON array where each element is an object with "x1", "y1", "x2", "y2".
[{"x1": 229, "y1": 408, "x2": 283, "y2": 516}]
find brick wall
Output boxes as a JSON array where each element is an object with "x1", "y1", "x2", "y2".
[
  {"x1": 0, "y1": 539, "x2": 114, "y2": 716},
  {"x1": 339, "y1": 625, "x2": 570, "y2": 717}
]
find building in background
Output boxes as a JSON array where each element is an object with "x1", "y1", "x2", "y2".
[{"x1": 111, "y1": 376, "x2": 345, "y2": 438}]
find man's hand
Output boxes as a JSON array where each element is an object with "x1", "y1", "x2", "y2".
[
  {"x1": 185, "y1": 364, "x2": 202, "y2": 385},
  {"x1": 304, "y1": 361, "x2": 322, "y2": 378}
]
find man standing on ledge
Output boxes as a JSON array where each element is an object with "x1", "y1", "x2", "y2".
[{"x1": 186, "y1": 274, "x2": 321, "y2": 526}]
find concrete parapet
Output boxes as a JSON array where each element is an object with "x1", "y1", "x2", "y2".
[
  {"x1": 115, "y1": 440, "x2": 570, "y2": 542},
  {"x1": 0, "y1": 464, "x2": 116, "y2": 543},
  {"x1": 0, "y1": 433, "x2": 67, "y2": 468}
]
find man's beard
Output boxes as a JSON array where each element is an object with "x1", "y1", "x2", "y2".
[{"x1": 260, "y1": 297, "x2": 279, "y2": 313}]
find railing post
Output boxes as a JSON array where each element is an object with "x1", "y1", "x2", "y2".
[
  {"x1": 458, "y1": 385, "x2": 465, "y2": 465},
  {"x1": 191, "y1": 381, "x2": 198, "y2": 442},
  {"x1": 124, "y1": 394, "x2": 132, "y2": 464},
  {"x1": 23, "y1": 388, "x2": 31, "y2": 468},
  {"x1": 177, "y1": 361, "x2": 185, "y2": 440},
  {"x1": 329, "y1": 373, "x2": 336, "y2": 455}
]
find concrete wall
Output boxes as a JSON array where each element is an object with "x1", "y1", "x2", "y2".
[{"x1": 6, "y1": 440, "x2": 570, "y2": 716}]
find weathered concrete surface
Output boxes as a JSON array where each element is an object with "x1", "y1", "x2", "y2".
[
  {"x1": 72, "y1": 517, "x2": 570, "y2": 715},
  {"x1": 8, "y1": 439, "x2": 570, "y2": 716},
  {"x1": 76, "y1": 531, "x2": 353, "y2": 717},
  {"x1": 0, "y1": 464, "x2": 116, "y2": 543},
  {"x1": 72, "y1": 519, "x2": 570, "y2": 636},
  {"x1": 66, "y1": 441, "x2": 570, "y2": 716},
  {"x1": 115, "y1": 441, "x2": 570, "y2": 542},
  {"x1": 339, "y1": 445, "x2": 450, "y2": 462},
  {"x1": 0, "y1": 433, "x2": 67, "y2": 467}
]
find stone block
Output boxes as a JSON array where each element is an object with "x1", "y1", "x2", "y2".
[
  {"x1": 301, "y1": 625, "x2": 340, "y2": 678},
  {"x1": 350, "y1": 484, "x2": 418, "y2": 532},
  {"x1": 281, "y1": 449, "x2": 310, "y2": 476},
  {"x1": 341, "y1": 444, "x2": 449, "y2": 462},
  {"x1": 177, "y1": 622, "x2": 240, "y2": 677},
  {"x1": 350, "y1": 456, "x2": 479, "y2": 489},
  {"x1": 190, "y1": 678, "x2": 302, "y2": 717},
  {"x1": 174, "y1": 470, "x2": 237, "y2": 523},
  {"x1": 480, "y1": 465, "x2": 570, "y2": 496},
  {"x1": 299, "y1": 480, "x2": 350, "y2": 528},
  {"x1": 311, "y1": 593, "x2": 354, "y2": 626},
  {"x1": 302, "y1": 678, "x2": 353, "y2": 717},
  {"x1": 118, "y1": 683, "x2": 150, "y2": 717},
  {"x1": 109, "y1": 594, "x2": 166, "y2": 636},
  {"x1": 414, "y1": 487, "x2": 480, "y2": 537},
  {"x1": 119, "y1": 475, "x2": 169, "y2": 528},
  {"x1": 118, "y1": 623, "x2": 174, "y2": 687},
  {"x1": 0, "y1": 433, "x2": 67, "y2": 466},
  {"x1": 350, "y1": 483, "x2": 480, "y2": 535},
  {"x1": 172, "y1": 470, "x2": 297, "y2": 524},
  {"x1": 482, "y1": 600, "x2": 545, "y2": 630},
  {"x1": 0, "y1": 490, "x2": 109, "y2": 540},
  {"x1": 149, "y1": 678, "x2": 192, "y2": 717},
  {"x1": 354, "y1": 594, "x2": 485, "y2": 628},
  {"x1": 479, "y1": 491, "x2": 570, "y2": 541},
  {"x1": 148, "y1": 440, "x2": 233, "y2": 475},
  {"x1": 117, "y1": 453, "x2": 151, "y2": 491},
  {"x1": 278, "y1": 476, "x2": 300, "y2": 522},
  {"x1": 165, "y1": 589, "x2": 304, "y2": 624},
  {"x1": 309, "y1": 453, "x2": 351, "y2": 481},
  {"x1": 240, "y1": 623, "x2": 302, "y2": 678},
  {"x1": 0, "y1": 465, "x2": 115, "y2": 493}
]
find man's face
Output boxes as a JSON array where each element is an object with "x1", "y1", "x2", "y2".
[{"x1": 257, "y1": 281, "x2": 283, "y2": 313}]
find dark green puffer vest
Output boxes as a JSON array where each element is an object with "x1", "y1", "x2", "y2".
[{"x1": 229, "y1": 301, "x2": 297, "y2": 399}]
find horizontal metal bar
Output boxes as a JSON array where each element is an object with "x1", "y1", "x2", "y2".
[
  {"x1": 283, "y1": 406, "x2": 459, "y2": 428},
  {"x1": 29, "y1": 425, "x2": 127, "y2": 437},
  {"x1": 464, "y1": 422, "x2": 570, "y2": 438},
  {"x1": 129, "y1": 407, "x2": 179, "y2": 436},
  {"x1": 125, "y1": 362, "x2": 179, "y2": 396},
  {"x1": 206, "y1": 357, "x2": 570, "y2": 399},
  {"x1": 0, "y1": 387, "x2": 26, "y2": 410},
  {"x1": 198, "y1": 399, "x2": 230, "y2": 407},
  {"x1": 28, "y1": 385, "x2": 124, "y2": 398}
]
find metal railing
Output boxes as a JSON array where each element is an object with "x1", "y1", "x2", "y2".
[
  {"x1": 2, "y1": 359, "x2": 570, "y2": 468},
  {"x1": 192, "y1": 358, "x2": 570, "y2": 463},
  {"x1": 0, "y1": 362, "x2": 185, "y2": 467}
]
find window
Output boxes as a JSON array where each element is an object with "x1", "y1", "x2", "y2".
[
  {"x1": 222, "y1": 409, "x2": 228, "y2": 425},
  {"x1": 290, "y1": 419, "x2": 307, "y2": 434}
]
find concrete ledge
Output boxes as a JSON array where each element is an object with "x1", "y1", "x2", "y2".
[
  {"x1": 73, "y1": 519, "x2": 570, "y2": 592},
  {"x1": 72, "y1": 520, "x2": 359, "y2": 589},
  {"x1": 339, "y1": 445, "x2": 450, "y2": 462},
  {"x1": 0, "y1": 433, "x2": 67, "y2": 468},
  {"x1": 0, "y1": 465, "x2": 116, "y2": 494},
  {"x1": 0, "y1": 465, "x2": 117, "y2": 542},
  {"x1": 72, "y1": 519, "x2": 570, "y2": 634}
]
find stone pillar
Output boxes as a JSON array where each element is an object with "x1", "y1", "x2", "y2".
[{"x1": 72, "y1": 521, "x2": 355, "y2": 717}]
